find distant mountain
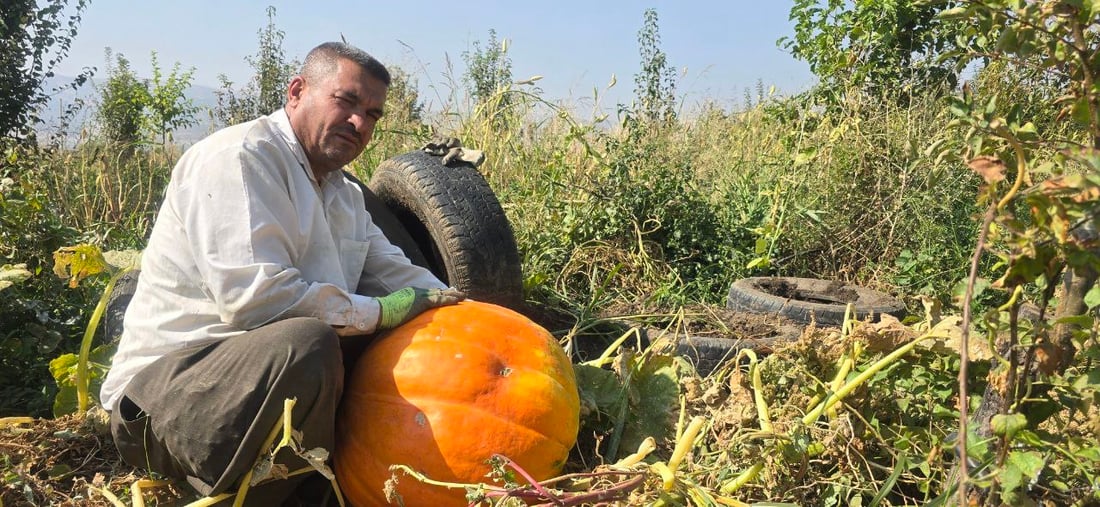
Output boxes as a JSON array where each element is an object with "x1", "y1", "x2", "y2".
[{"x1": 37, "y1": 75, "x2": 221, "y2": 146}]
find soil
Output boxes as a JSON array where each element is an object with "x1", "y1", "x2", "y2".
[
  {"x1": 0, "y1": 302, "x2": 828, "y2": 505},
  {"x1": 0, "y1": 411, "x2": 190, "y2": 506},
  {"x1": 756, "y1": 278, "x2": 859, "y2": 305}
]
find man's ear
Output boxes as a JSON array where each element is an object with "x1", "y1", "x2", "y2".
[{"x1": 286, "y1": 76, "x2": 306, "y2": 107}]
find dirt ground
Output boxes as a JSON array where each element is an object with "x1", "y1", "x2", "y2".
[
  {"x1": 0, "y1": 411, "x2": 190, "y2": 506},
  {"x1": 0, "y1": 303, "x2": 822, "y2": 506}
]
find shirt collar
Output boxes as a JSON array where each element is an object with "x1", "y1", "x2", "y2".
[
  {"x1": 269, "y1": 108, "x2": 344, "y2": 186},
  {"x1": 269, "y1": 108, "x2": 307, "y2": 167}
]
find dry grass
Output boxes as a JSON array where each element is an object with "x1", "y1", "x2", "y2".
[{"x1": 0, "y1": 411, "x2": 189, "y2": 506}]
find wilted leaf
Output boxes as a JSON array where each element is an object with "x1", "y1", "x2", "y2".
[
  {"x1": 0, "y1": 263, "x2": 32, "y2": 291},
  {"x1": 915, "y1": 316, "x2": 994, "y2": 360},
  {"x1": 968, "y1": 156, "x2": 1006, "y2": 184},
  {"x1": 53, "y1": 244, "x2": 110, "y2": 288},
  {"x1": 102, "y1": 249, "x2": 142, "y2": 272},
  {"x1": 298, "y1": 447, "x2": 335, "y2": 480},
  {"x1": 851, "y1": 314, "x2": 916, "y2": 353},
  {"x1": 514, "y1": 75, "x2": 543, "y2": 86}
]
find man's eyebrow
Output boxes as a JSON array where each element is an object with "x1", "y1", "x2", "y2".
[
  {"x1": 335, "y1": 89, "x2": 383, "y2": 117},
  {"x1": 335, "y1": 90, "x2": 360, "y2": 102}
]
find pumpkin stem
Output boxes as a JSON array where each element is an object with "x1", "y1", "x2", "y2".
[{"x1": 490, "y1": 454, "x2": 566, "y2": 505}]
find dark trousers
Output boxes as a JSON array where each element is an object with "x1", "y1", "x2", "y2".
[{"x1": 110, "y1": 317, "x2": 346, "y2": 505}]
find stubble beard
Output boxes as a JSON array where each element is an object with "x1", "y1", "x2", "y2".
[{"x1": 314, "y1": 134, "x2": 361, "y2": 175}]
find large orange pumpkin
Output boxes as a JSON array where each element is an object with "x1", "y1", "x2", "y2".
[{"x1": 334, "y1": 301, "x2": 580, "y2": 506}]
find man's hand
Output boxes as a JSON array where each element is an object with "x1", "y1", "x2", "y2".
[
  {"x1": 421, "y1": 137, "x2": 485, "y2": 168},
  {"x1": 376, "y1": 287, "x2": 466, "y2": 330}
]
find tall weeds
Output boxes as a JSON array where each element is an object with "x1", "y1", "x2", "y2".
[
  {"x1": 35, "y1": 141, "x2": 176, "y2": 249},
  {"x1": 31, "y1": 71, "x2": 1014, "y2": 321}
]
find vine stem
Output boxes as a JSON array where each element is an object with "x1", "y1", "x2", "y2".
[
  {"x1": 388, "y1": 464, "x2": 645, "y2": 506},
  {"x1": 75, "y1": 267, "x2": 131, "y2": 413},
  {"x1": 959, "y1": 203, "x2": 997, "y2": 506}
]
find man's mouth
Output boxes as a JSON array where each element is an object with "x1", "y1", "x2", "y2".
[{"x1": 333, "y1": 130, "x2": 360, "y2": 148}]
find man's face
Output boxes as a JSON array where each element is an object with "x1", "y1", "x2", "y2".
[{"x1": 286, "y1": 58, "x2": 387, "y2": 178}]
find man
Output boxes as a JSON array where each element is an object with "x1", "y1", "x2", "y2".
[{"x1": 99, "y1": 42, "x2": 463, "y2": 504}]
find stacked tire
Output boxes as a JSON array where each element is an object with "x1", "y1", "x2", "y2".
[{"x1": 676, "y1": 277, "x2": 907, "y2": 376}]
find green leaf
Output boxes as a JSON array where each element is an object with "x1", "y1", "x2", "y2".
[
  {"x1": 746, "y1": 257, "x2": 769, "y2": 269},
  {"x1": 1054, "y1": 314, "x2": 1092, "y2": 328},
  {"x1": 51, "y1": 352, "x2": 81, "y2": 417},
  {"x1": 574, "y1": 363, "x2": 624, "y2": 417},
  {"x1": 793, "y1": 148, "x2": 816, "y2": 166},
  {"x1": 47, "y1": 464, "x2": 71, "y2": 479},
  {"x1": 996, "y1": 25, "x2": 1018, "y2": 52},
  {"x1": 49, "y1": 353, "x2": 79, "y2": 385},
  {"x1": 990, "y1": 412, "x2": 1028, "y2": 441},
  {"x1": 1001, "y1": 450, "x2": 1045, "y2": 493},
  {"x1": 937, "y1": 6, "x2": 970, "y2": 20},
  {"x1": 1085, "y1": 284, "x2": 1100, "y2": 310},
  {"x1": 1075, "y1": 446, "x2": 1100, "y2": 462},
  {"x1": 619, "y1": 353, "x2": 680, "y2": 456},
  {"x1": 754, "y1": 237, "x2": 768, "y2": 255}
]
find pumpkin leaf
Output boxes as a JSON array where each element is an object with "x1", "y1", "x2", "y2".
[
  {"x1": 52, "y1": 244, "x2": 111, "y2": 288},
  {"x1": 574, "y1": 363, "x2": 626, "y2": 419},
  {"x1": 620, "y1": 353, "x2": 681, "y2": 456},
  {"x1": 0, "y1": 263, "x2": 32, "y2": 291},
  {"x1": 49, "y1": 344, "x2": 115, "y2": 417}
]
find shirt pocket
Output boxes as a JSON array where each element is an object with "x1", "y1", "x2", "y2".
[{"x1": 339, "y1": 238, "x2": 370, "y2": 290}]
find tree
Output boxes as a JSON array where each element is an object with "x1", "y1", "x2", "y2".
[
  {"x1": 146, "y1": 51, "x2": 199, "y2": 145},
  {"x1": 0, "y1": 0, "x2": 90, "y2": 144},
  {"x1": 96, "y1": 50, "x2": 199, "y2": 147},
  {"x1": 462, "y1": 28, "x2": 514, "y2": 123},
  {"x1": 214, "y1": 6, "x2": 297, "y2": 127},
  {"x1": 633, "y1": 8, "x2": 677, "y2": 125},
  {"x1": 932, "y1": 1, "x2": 1100, "y2": 504},
  {"x1": 781, "y1": 0, "x2": 963, "y2": 103},
  {"x1": 96, "y1": 49, "x2": 149, "y2": 147},
  {"x1": 380, "y1": 66, "x2": 426, "y2": 131}
]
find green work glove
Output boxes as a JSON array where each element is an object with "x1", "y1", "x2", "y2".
[{"x1": 376, "y1": 287, "x2": 466, "y2": 330}]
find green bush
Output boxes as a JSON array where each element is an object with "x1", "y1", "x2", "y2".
[{"x1": 0, "y1": 155, "x2": 97, "y2": 417}]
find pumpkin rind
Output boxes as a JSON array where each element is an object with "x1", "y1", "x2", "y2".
[{"x1": 335, "y1": 301, "x2": 580, "y2": 506}]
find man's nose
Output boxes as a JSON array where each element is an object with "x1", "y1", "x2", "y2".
[
  {"x1": 349, "y1": 115, "x2": 367, "y2": 136},
  {"x1": 352, "y1": 115, "x2": 376, "y2": 141}
]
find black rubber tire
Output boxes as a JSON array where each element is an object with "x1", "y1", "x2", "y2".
[
  {"x1": 658, "y1": 326, "x2": 802, "y2": 377},
  {"x1": 342, "y1": 170, "x2": 431, "y2": 270},
  {"x1": 369, "y1": 150, "x2": 525, "y2": 310},
  {"x1": 727, "y1": 276, "x2": 907, "y2": 327},
  {"x1": 672, "y1": 335, "x2": 751, "y2": 377},
  {"x1": 102, "y1": 269, "x2": 140, "y2": 346}
]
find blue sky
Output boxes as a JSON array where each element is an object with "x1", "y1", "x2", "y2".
[{"x1": 55, "y1": 1, "x2": 816, "y2": 112}]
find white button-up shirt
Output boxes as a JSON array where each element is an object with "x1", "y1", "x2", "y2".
[{"x1": 100, "y1": 109, "x2": 445, "y2": 411}]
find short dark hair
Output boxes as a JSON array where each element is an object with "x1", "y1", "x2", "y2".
[{"x1": 300, "y1": 42, "x2": 391, "y2": 86}]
